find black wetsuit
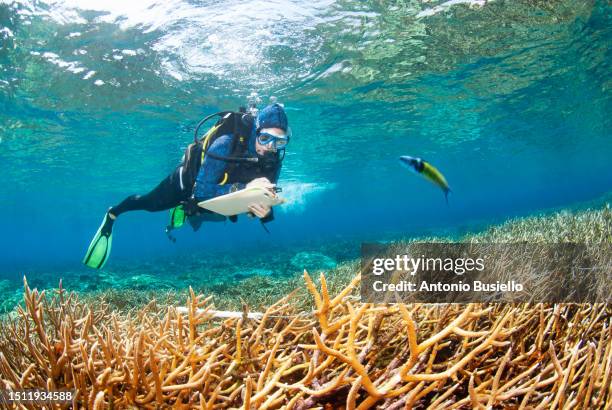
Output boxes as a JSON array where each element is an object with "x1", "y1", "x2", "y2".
[
  {"x1": 109, "y1": 148, "x2": 281, "y2": 222},
  {"x1": 109, "y1": 166, "x2": 190, "y2": 216}
]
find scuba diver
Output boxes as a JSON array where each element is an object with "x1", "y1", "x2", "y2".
[{"x1": 83, "y1": 101, "x2": 290, "y2": 269}]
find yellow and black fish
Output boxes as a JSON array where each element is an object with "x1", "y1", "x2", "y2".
[{"x1": 400, "y1": 155, "x2": 451, "y2": 203}]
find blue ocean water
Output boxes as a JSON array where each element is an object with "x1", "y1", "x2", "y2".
[{"x1": 0, "y1": 1, "x2": 610, "y2": 288}]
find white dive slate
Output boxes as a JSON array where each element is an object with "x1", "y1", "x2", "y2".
[{"x1": 197, "y1": 187, "x2": 285, "y2": 216}]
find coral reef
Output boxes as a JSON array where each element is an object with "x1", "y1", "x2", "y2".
[
  {"x1": 291, "y1": 252, "x2": 338, "y2": 272},
  {"x1": 0, "y1": 280, "x2": 21, "y2": 314},
  {"x1": 0, "y1": 205, "x2": 609, "y2": 315},
  {"x1": 471, "y1": 205, "x2": 612, "y2": 244},
  {"x1": 1, "y1": 272, "x2": 610, "y2": 409},
  {"x1": 0, "y1": 205, "x2": 610, "y2": 407}
]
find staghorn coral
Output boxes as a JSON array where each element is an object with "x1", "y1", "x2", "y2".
[{"x1": 0, "y1": 271, "x2": 610, "y2": 409}]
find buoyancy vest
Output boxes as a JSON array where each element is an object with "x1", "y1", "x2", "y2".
[
  {"x1": 220, "y1": 151, "x2": 281, "y2": 186},
  {"x1": 181, "y1": 108, "x2": 283, "y2": 197},
  {"x1": 166, "y1": 109, "x2": 282, "y2": 238},
  {"x1": 180, "y1": 109, "x2": 255, "y2": 194}
]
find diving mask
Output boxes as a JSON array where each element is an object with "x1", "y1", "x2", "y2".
[{"x1": 257, "y1": 128, "x2": 291, "y2": 149}]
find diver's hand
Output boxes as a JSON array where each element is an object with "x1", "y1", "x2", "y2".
[
  {"x1": 248, "y1": 203, "x2": 271, "y2": 219},
  {"x1": 246, "y1": 177, "x2": 276, "y2": 194},
  {"x1": 182, "y1": 198, "x2": 200, "y2": 216},
  {"x1": 246, "y1": 178, "x2": 275, "y2": 218}
]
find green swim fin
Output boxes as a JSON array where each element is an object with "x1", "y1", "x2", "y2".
[
  {"x1": 169, "y1": 205, "x2": 186, "y2": 229},
  {"x1": 83, "y1": 213, "x2": 115, "y2": 269}
]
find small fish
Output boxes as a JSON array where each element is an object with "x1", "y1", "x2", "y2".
[{"x1": 399, "y1": 155, "x2": 451, "y2": 203}]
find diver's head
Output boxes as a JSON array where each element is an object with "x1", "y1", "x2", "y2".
[{"x1": 255, "y1": 103, "x2": 290, "y2": 158}]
